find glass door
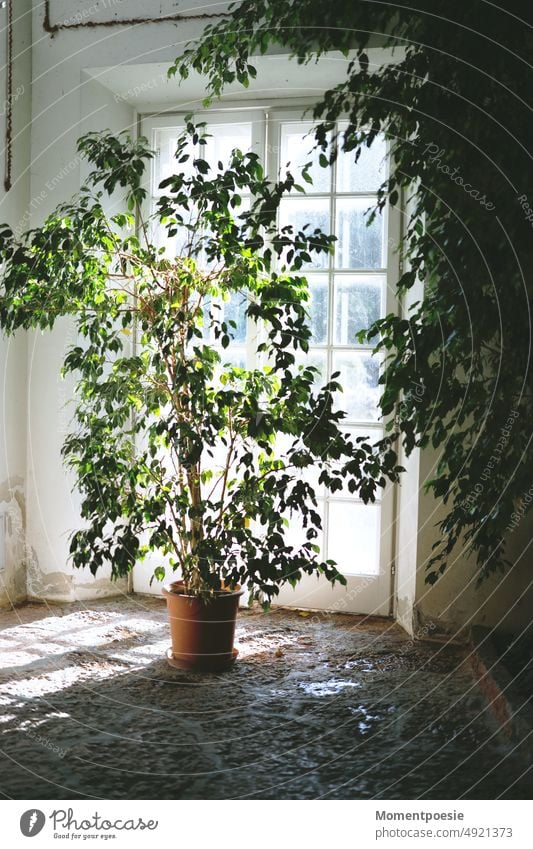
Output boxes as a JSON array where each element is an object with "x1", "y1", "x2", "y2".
[
  {"x1": 269, "y1": 113, "x2": 398, "y2": 616},
  {"x1": 135, "y1": 109, "x2": 399, "y2": 614}
]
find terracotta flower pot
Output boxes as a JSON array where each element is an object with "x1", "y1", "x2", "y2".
[{"x1": 162, "y1": 580, "x2": 244, "y2": 671}]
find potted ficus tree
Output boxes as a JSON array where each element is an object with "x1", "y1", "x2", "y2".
[{"x1": 0, "y1": 119, "x2": 401, "y2": 670}]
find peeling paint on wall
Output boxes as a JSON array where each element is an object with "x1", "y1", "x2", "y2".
[
  {"x1": 25, "y1": 546, "x2": 128, "y2": 604},
  {"x1": 412, "y1": 603, "x2": 469, "y2": 644},
  {"x1": 25, "y1": 550, "x2": 74, "y2": 602},
  {"x1": 396, "y1": 594, "x2": 416, "y2": 637},
  {"x1": 0, "y1": 478, "x2": 26, "y2": 607}
]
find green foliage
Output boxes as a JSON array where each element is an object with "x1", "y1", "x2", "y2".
[
  {"x1": 175, "y1": 0, "x2": 533, "y2": 583},
  {"x1": 0, "y1": 121, "x2": 401, "y2": 600}
]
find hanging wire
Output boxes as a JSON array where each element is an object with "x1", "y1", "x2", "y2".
[{"x1": 4, "y1": 0, "x2": 13, "y2": 192}]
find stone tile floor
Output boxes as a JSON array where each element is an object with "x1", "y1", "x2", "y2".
[{"x1": 0, "y1": 596, "x2": 531, "y2": 799}]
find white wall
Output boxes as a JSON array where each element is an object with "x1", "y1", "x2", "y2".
[
  {"x1": 0, "y1": 0, "x2": 32, "y2": 606},
  {"x1": 26, "y1": 75, "x2": 135, "y2": 601},
  {"x1": 24, "y1": 0, "x2": 228, "y2": 600},
  {"x1": 412, "y1": 443, "x2": 533, "y2": 638},
  {"x1": 393, "y1": 200, "x2": 533, "y2": 639}
]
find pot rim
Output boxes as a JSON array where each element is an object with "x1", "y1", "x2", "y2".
[{"x1": 162, "y1": 580, "x2": 245, "y2": 599}]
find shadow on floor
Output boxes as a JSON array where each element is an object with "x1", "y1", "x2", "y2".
[{"x1": 0, "y1": 598, "x2": 531, "y2": 799}]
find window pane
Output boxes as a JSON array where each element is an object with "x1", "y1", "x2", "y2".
[
  {"x1": 156, "y1": 123, "x2": 253, "y2": 188},
  {"x1": 294, "y1": 350, "x2": 328, "y2": 389},
  {"x1": 336, "y1": 136, "x2": 387, "y2": 193},
  {"x1": 204, "y1": 123, "x2": 253, "y2": 170},
  {"x1": 220, "y1": 349, "x2": 247, "y2": 370},
  {"x1": 333, "y1": 275, "x2": 384, "y2": 344},
  {"x1": 306, "y1": 276, "x2": 329, "y2": 344},
  {"x1": 156, "y1": 133, "x2": 196, "y2": 188},
  {"x1": 279, "y1": 198, "x2": 331, "y2": 270},
  {"x1": 274, "y1": 433, "x2": 323, "y2": 494},
  {"x1": 331, "y1": 426, "x2": 384, "y2": 501},
  {"x1": 285, "y1": 500, "x2": 325, "y2": 557},
  {"x1": 221, "y1": 290, "x2": 248, "y2": 343},
  {"x1": 158, "y1": 198, "x2": 250, "y2": 267},
  {"x1": 327, "y1": 501, "x2": 380, "y2": 575},
  {"x1": 203, "y1": 291, "x2": 247, "y2": 347},
  {"x1": 335, "y1": 199, "x2": 384, "y2": 269},
  {"x1": 332, "y1": 351, "x2": 381, "y2": 422},
  {"x1": 280, "y1": 122, "x2": 331, "y2": 192}
]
